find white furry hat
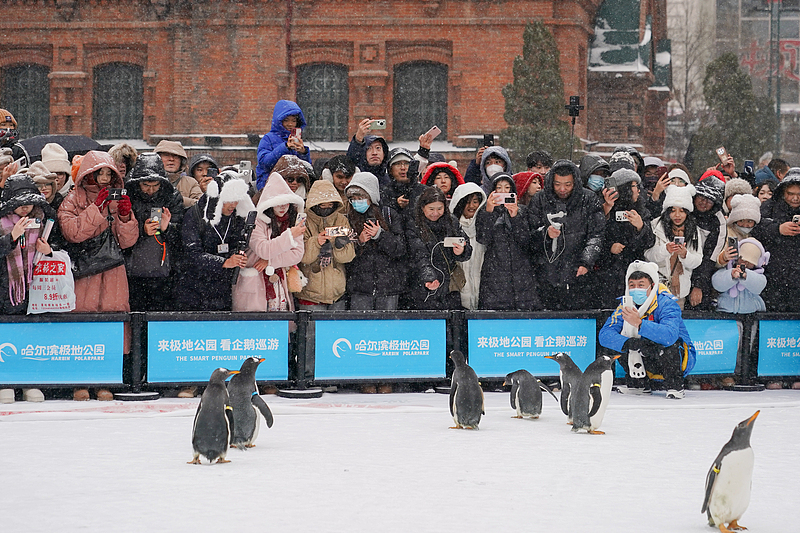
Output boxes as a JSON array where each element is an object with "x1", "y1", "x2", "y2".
[
  {"x1": 205, "y1": 170, "x2": 256, "y2": 226},
  {"x1": 727, "y1": 194, "x2": 761, "y2": 226},
  {"x1": 662, "y1": 183, "x2": 696, "y2": 213}
]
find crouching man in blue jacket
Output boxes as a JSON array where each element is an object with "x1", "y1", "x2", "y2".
[{"x1": 599, "y1": 260, "x2": 695, "y2": 399}]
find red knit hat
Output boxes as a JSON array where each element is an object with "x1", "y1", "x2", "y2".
[
  {"x1": 700, "y1": 168, "x2": 725, "y2": 183},
  {"x1": 513, "y1": 172, "x2": 543, "y2": 195}
]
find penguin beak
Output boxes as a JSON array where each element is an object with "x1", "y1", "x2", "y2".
[
  {"x1": 543, "y1": 355, "x2": 554, "y2": 360},
  {"x1": 746, "y1": 410, "x2": 760, "y2": 426},
  {"x1": 258, "y1": 358, "x2": 265, "y2": 363},
  {"x1": 612, "y1": 355, "x2": 621, "y2": 360}
]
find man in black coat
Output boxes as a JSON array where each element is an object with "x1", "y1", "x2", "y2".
[{"x1": 525, "y1": 160, "x2": 605, "y2": 310}]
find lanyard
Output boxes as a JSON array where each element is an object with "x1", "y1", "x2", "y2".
[{"x1": 212, "y1": 216, "x2": 232, "y2": 245}]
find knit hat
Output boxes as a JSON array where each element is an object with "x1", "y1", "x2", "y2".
[
  {"x1": 727, "y1": 194, "x2": 761, "y2": 225},
  {"x1": 662, "y1": 183, "x2": 696, "y2": 213},
  {"x1": 695, "y1": 176, "x2": 725, "y2": 205},
  {"x1": 0, "y1": 109, "x2": 17, "y2": 128},
  {"x1": 668, "y1": 168, "x2": 691, "y2": 185},
  {"x1": 512, "y1": 171, "x2": 543, "y2": 196},
  {"x1": 41, "y1": 143, "x2": 71, "y2": 175},
  {"x1": 204, "y1": 170, "x2": 256, "y2": 226},
  {"x1": 725, "y1": 177, "x2": 752, "y2": 201},
  {"x1": 608, "y1": 151, "x2": 636, "y2": 173},
  {"x1": 387, "y1": 147, "x2": 413, "y2": 166},
  {"x1": 187, "y1": 153, "x2": 219, "y2": 177},
  {"x1": 608, "y1": 168, "x2": 641, "y2": 189},
  {"x1": 346, "y1": 172, "x2": 381, "y2": 204},
  {"x1": 25, "y1": 162, "x2": 57, "y2": 184},
  {"x1": 738, "y1": 238, "x2": 769, "y2": 268},
  {"x1": 154, "y1": 140, "x2": 187, "y2": 159},
  {"x1": 700, "y1": 168, "x2": 726, "y2": 183}
]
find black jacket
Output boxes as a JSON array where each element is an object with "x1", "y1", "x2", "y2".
[
  {"x1": 525, "y1": 160, "x2": 605, "y2": 287},
  {"x1": 754, "y1": 195, "x2": 800, "y2": 279},
  {"x1": 346, "y1": 134, "x2": 389, "y2": 186},
  {"x1": 346, "y1": 204, "x2": 407, "y2": 297}
]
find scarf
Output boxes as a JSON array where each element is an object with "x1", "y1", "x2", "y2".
[{"x1": 0, "y1": 212, "x2": 42, "y2": 307}]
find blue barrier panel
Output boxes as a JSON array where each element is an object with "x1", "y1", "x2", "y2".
[
  {"x1": 147, "y1": 320, "x2": 290, "y2": 382},
  {"x1": 0, "y1": 321, "x2": 124, "y2": 384},
  {"x1": 685, "y1": 319, "x2": 740, "y2": 375},
  {"x1": 314, "y1": 319, "x2": 447, "y2": 380},
  {"x1": 757, "y1": 320, "x2": 800, "y2": 376},
  {"x1": 467, "y1": 318, "x2": 597, "y2": 377}
]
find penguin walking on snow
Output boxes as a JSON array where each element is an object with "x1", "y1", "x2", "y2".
[
  {"x1": 228, "y1": 357, "x2": 274, "y2": 449},
  {"x1": 504, "y1": 369, "x2": 558, "y2": 419},
  {"x1": 570, "y1": 355, "x2": 620, "y2": 434},
  {"x1": 188, "y1": 368, "x2": 239, "y2": 464},
  {"x1": 449, "y1": 350, "x2": 484, "y2": 429},
  {"x1": 702, "y1": 410, "x2": 760, "y2": 533},
  {"x1": 544, "y1": 353, "x2": 582, "y2": 424}
]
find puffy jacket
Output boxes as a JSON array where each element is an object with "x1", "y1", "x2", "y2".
[
  {"x1": 346, "y1": 203, "x2": 407, "y2": 297},
  {"x1": 525, "y1": 160, "x2": 605, "y2": 287},
  {"x1": 297, "y1": 180, "x2": 356, "y2": 304},
  {"x1": 256, "y1": 100, "x2": 312, "y2": 189},
  {"x1": 347, "y1": 134, "x2": 390, "y2": 186},
  {"x1": 753, "y1": 174, "x2": 800, "y2": 281}
]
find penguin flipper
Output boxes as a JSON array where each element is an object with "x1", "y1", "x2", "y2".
[
  {"x1": 449, "y1": 382, "x2": 457, "y2": 417},
  {"x1": 252, "y1": 394, "x2": 274, "y2": 428},
  {"x1": 701, "y1": 460, "x2": 720, "y2": 514},
  {"x1": 588, "y1": 384, "x2": 603, "y2": 417},
  {"x1": 190, "y1": 399, "x2": 203, "y2": 442},
  {"x1": 509, "y1": 384, "x2": 517, "y2": 410},
  {"x1": 225, "y1": 404, "x2": 235, "y2": 446},
  {"x1": 560, "y1": 382, "x2": 571, "y2": 417},
  {"x1": 538, "y1": 379, "x2": 559, "y2": 402},
  {"x1": 481, "y1": 388, "x2": 485, "y2": 415}
]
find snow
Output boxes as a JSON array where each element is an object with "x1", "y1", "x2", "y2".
[{"x1": 2, "y1": 389, "x2": 799, "y2": 531}]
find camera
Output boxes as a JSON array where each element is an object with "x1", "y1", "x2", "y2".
[
  {"x1": 443, "y1": 237, "x2": 465, "y2": 248},
  {"x1": 615, "y1": 211, "x2": 628, "y2": 222},
  {"x1": 370, "y1": 119, "x2": 387, "y2": 130},
  {"x1": 496, "y1": 192, "x2": 516, "y2": 204},
  {"x1": 325, "y1": 226, "x2": 350, "y2": 237},
  {"x1": 107, "y1": 188, "x2": 126, "y2": 201},
  {"x1": 150, "y1": 207, "x2": 163, "y2": 224}
]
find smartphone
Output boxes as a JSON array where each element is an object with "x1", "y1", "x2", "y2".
[
  {"x1": 206, "y1": 167, "x2": 219, "y2": 178},
  {"x1": 27, "y1": 218, "x2": 41, "y2": 229},
  {"x1": 604, "y1": 176, "x2": 617, "y2": 191},
  {"x1": 727, "y1": 236, "x2": 738, "y2": 255},
  {"x1": 615, "y1": 211, "x2": 628, "y2": 222},
  {"x1": 295, "y1": 212, "x2": 307, "y2": 226},
  {"x1": 325, "y1": 226, "x2": 350, "y2": 237},
  {"x1": 716, "y1": 146, "x2": 729, "y2": 164},
  {"x1": 622, "y1": 295, "x2": 633, "y2": 308},
  {"x1": 673, "y1": 236, "x2": 685, "y2": 245},
  {"x1": 150, "y1": 207, "x2": 163, "y2": 224},
  {"x1": 107, "y1": 188, "x2": 126, "y2": 201},
  {"x1": 483, "y1": 134, "x2": 494, "y2": 147},
  {"x1": 793, "y1": 215, "x2": 800, "y2": 224},
  {"x1": 443, "y1": 237, "x2": 465, "y2": 247},
  {"x1": 370, "y1": 119, "x2": 387, "y2": 130},
  {"x1": 239, "y1": 160, "x2": 251, "y2": 176},
  {"x1": 425, "y1": 125, "x2": 442, "y2": 140},
  {"x1": 496, "y1": 192, "x2": 516, "y2": 204},
  {"x1": 13, "y1": 156, "x2": 26, "y2": 168},
  {"x1": 294, "y1": 128, "x2": 302, "y2": 139},
  {"x1": 656, "y1": 165, "x2": 668, "y2": 177},
  {"x1": 744, "y1": 160, "x2": 754, "y2": 174},
  {"x1": 365, "y1": 218, "x2": 378, "y2": 226}
]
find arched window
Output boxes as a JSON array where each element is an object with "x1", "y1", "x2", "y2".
[
  {"x1": 393, "y1": 61, "x2": 448, "y2": 141},
  {"x1": 297, "y1": 63, "x2": 349, "y2": 141},
  {"x1": 93, "y1": 63, "x2": 143, "y2": 139},
  {"x1": 1, "y1": 64, "x2": 50, "y2": 137}
]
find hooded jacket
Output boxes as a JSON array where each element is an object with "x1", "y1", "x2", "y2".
[
  {"x1": 478, "y1": 146, "x2": 513, "y2": 193},
  {"x1": 231, "y1": 173, "x2": 304, "y2": 312},
  {"x1": 644, "y1": 214, "x2": 705, "y2": 300},
  {"x1": 296, "y1": 180, "x2": 355, "y2": 304},
  {"x1": 599, "y1": 261, "x2": 696, "y2": 377},
  {"x1": 57, "y1": 150, "x2": 139, "y2": 313},
  {"x1": 347, "y1": 134, "x2": 390, "y2": 186},
  {"x1": 753, "y1": 170, "x2": 800, "y2": 283},
  {"x1": 525, "y1": 160, "x2": 606, "y2": 287},
  {"x1": 578, "y1": 154, "x2": 611, "y2": 188},
  {"x1": 421, "y1": 162, "x2": 465, "y2": 198},
  {"x1": 450, "y1": 183, "x2": 486, "y2": 310},
  {"x1": 256, "y1": 100, "x2": 312, "y2": 189}
]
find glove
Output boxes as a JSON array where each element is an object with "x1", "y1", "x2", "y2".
[
  {"x1": 318, "y1": 241, "x2": 333, "y2": 269},
  {"x1": 117, "y1": 195, "x2": 132, "y2": 217},
  {"x1": 334, "y1": 236, "x2": 350, "y2": 249},
  {"x1": 94, "y1": 188, "x2": 109, "y2": 209}
]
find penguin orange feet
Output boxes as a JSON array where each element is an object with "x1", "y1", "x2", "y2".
[
  {"x1": 246, "y1": 444, "x2": 256, "y2": 448},
  {"x1": 718, "y1": 525, "x2": 734, "y2": 533},
  {"x1": 449, "y1": 425, "x2": 463, "y2": 429},
  {"x1": 187, "y1": 457, "x2": 201, "y2": 464},
  {"x1": 512, "y1": 416, "x2": 523, "y2": 419},
  {"x1": 588, "y1": 430, "x2": 606, "y2": 435},
  {"x1": 727, "y1": 520, "x2": 747, "y2": 531},
  {"x1": 216, "y1": 458, "x2": 231, "y2": 464}
]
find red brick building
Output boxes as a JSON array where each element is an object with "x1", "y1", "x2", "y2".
[{"x1": 0, "y1": 0, "x2": 669, "y2": 161}]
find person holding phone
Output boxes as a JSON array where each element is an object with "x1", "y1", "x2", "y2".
[
  {"x1": 255, "y1": 100, "x2": 311, "y2": 190},
  {"x1": 0, "y1": 109, "x2": 30, "y2": 168},
  {"x1": 686, "y1": 176, "x2": 726, "y2": 310},
  {"x1": 712, "y1": 238, "x2": 769, "y2": 314},
  {"x1": 422, "y1": 162, "x2": 465, "y2": 206},
  {"x1": 187, "y1": 153, "x2": 220, "y2": 194},
  {"x1": 475, "y1": 173, "x2": 540, "y2": 311},
  {"x1": 644, "y1": 184, "x2": 704, "y2": 308},
  {"x1": 449, "y1": 183, "x2": 487, "y2": 310}
]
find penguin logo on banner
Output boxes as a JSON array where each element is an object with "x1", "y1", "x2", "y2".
[
  {"x1": 0, "y1": 342, "x2": 17, "y2": 363},
  {"x1": 332, "y1": 338, "x2": 351, "y2": 358}
]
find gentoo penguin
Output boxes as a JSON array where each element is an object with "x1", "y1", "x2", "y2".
[
  {"x1": 228, "y1": 357, "x2": 274, "y2": 449},
  {"x1": 570, "y1": 355, "x2": 620, "y2": 434},
  {"x1": 449, "y1": 350, "x2": 484, "y2": 429},
  {"x1": 188, "y1": 368, "x2": 239, "y2": 464},
  {"x1": 702, "y1": 410, "x2": 760, "y2": 532},
  {"x1": 543, "y1": 352, "x2": 582, "y2": 424},
  {"x1": 503, "y1": 369, "x2": 558, "y2": 419}
]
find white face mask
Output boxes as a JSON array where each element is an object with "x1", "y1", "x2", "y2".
[{"x1": 485, "y1": 164, "x2": 504, "y2": 177}]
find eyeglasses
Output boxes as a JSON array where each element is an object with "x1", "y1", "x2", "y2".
[{"x1": 285, "y1": 176, "x2": 302, "y2": 184}]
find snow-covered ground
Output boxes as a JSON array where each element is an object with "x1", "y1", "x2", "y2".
[{"x1": 2, "y1": 389, "x2": 798, "y2": 532}]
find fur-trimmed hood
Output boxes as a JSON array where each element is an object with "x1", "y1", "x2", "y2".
[
  {"x1": 256, "y1": 172, "x2": 305, "y2": 224},
  {"x1": 422, "y1": 162, "x2": 465, "y2": 192}
]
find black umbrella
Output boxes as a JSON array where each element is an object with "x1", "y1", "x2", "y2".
[{"x1": 20, "y1": 134, "x2": 102, "y2": 162}]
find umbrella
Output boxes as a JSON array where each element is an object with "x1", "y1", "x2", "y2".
[{"x1": 20, "y1": 134, "x2": 102, "y2": 162}]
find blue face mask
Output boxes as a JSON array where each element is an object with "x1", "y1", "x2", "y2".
[
  {"x1": 588, "y1": 175, "x2": 605, "y2": 192},
  {"x1": 350, "y1": 199, "x2": 370, "y2": 213},
  {"x1": 629, "y1": 288, "x2": 649, "y2": 306}
]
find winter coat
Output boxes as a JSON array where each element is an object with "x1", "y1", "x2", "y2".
[
  {"x1": 644, "y1": 219, "x2": 705, "y2": 300},
  {"x1": 463, "y1": 146, "x2": 513, "y2": 193},
  {"x1": 405, "y1": 213, "x2": 472, "y2": 310},
  {"x1": 691, "y1": 209, "x2": 727, "y2": 299},
  {"x1": 753, "y1": 187, "x2": 800, "y2": 282},
  {"x1": 380, "y1": 179, "x2": 428, "y2": 222},
  {"x1": 168, "y1": 172, "x2": 202, "y2": 208},
  {"x1": 450, "y1": 184, "x2": 486, "y2": 310},
  {"x1": 599, "y1": 283, "x2": 696, "y2": 376},
  {"x1": 475, "y1": 177, "x2": 540, "y2": 311},
  {"x1": 712, "y1": 266, "x2": 766, "y2": 314},
  {"x1": 231, "y1": 174, "x2": 304, "y2": 312},
  {"x1": 176, "y1": 197, "x2": 248, "y2": 311},
  {"x1": 346, "y1": 203, "x2": 407, "y2": 298},
  {"x1": 578, "y1": 154, "x2": 610, "y2": 188},
  {"x1": 346, "y1": 134, "x2": 390, "y2": 186},
  {"x1": 57, "y1": 151, "x2": 139, "y2": 313},
  {"x1": 754, "y1": 166, "x2": 779, "y2": 186},
  {"x1": 125, "y1": 154, "x2": 186, "y2": 279},
  {"x1": 296, "y1": 180, "x2": 356, "y2": 304},
  {"x1": 525, "y1": 160, "x2": 606, "y2": 287},
  {"x1": 256, "y1": 100, "x2": 312, "y2": 189}
]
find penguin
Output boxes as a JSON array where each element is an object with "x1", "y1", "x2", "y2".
[
  {"x1": 543, "y1": 352, "x2": 582, "y2": 424},
  {"x1": 570, "y1": 355, "x2": 620, "y2": 434},
  {"x1": 188, "y1": 367, "x2": 239, "y2": 464},
  {"x1": 503, "y1": 369, "x2": 558, "y2": 419},
  {"x1": 228, "y1": 356, "x2": 274, "y2": 449},
  {"x1": 449, "y1": 350, "x2": 484, "y2": 429},
  {"x1": 702, "y1": 410, "x2": 760, "y2": 533}
]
